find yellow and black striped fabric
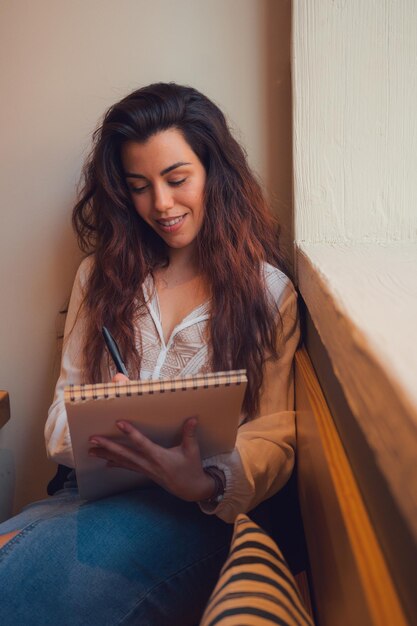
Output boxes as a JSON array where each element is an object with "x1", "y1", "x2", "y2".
[{"x1": 200, "y1": 514, "x2": 314, "y2": 626}]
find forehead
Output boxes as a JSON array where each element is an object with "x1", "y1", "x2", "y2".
[{"x1": 121, "y1": 128, "x2": 196, "y2": 171}]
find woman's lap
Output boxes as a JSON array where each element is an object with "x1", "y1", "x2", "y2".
[{"x1": 0, "y1": 485, "x2": 233, "y2": 626}]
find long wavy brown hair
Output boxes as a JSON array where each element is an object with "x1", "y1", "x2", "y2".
[{"x1": 72, "y1": 82, "x2": 291, "y2": 418}]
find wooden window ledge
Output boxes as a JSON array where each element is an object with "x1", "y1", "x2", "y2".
[{"x1": 296, "y1": 241, "x2": 417, "y2": 562}]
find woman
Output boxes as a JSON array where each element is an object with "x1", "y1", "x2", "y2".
[{"x1": 0, "y1": 82, "x2": 300, "y2": 625}]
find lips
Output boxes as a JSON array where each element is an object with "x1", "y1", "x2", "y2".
[
  {"x1": 156, "y1": 214, "x2": 187, "y2": 233},
  {"x1": 157, "y1": 215, "x2": 185, "y2": 226}
]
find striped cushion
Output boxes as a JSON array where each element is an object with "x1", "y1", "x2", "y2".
[{"x1": 200, "y1": 513, "x2": 314, "y2": 626}]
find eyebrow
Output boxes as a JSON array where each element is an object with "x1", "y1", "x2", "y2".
[{"x1": 124, "y1": 161, "x2": 192, "y2": 180}]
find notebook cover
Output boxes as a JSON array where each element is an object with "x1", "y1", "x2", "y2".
[{"x1": 65, "y1": 370, "x2": 247, "y2": 500}]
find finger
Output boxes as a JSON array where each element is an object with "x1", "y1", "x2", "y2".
[
  {"x1": 89, "y1": 445, "x2": 149, "y2": 474},
  {"x1": 181, "y1": 417, "x2": 199, "y2": 454},
  {"x1": 89, "y1": 429, "x2": 163, "y2": 479},
  {"x1": 106, "y1": 459, "x2": 143, "y2": 472},
  {"x1": 112, "y1": 373, "x2": 129, "y2": 383},
  {"x1": 116, "y1": 421, "x2": 157, "y2": 457},
  {"x1": 88, "y1": 435, "x2": 147, "y2": 469}
]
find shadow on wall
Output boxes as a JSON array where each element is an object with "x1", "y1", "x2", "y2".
[
  {"x1": 6, "y1": 207, "x2": 81, "y2": 517},
  {"x1": 263, "y1": 0, "x2": 293, "y2": 277}
]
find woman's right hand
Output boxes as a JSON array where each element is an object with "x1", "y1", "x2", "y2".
[
  {"x1": 112, "y1": 373, "x2": 129, "y2": 383},
  {"x1": 102, "y1": 372, "x2": 217, "y2": 501}
]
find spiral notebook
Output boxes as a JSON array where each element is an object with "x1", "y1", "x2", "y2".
[{"x1": 65, "y1": 370, "x2": 247, "y2": 500}]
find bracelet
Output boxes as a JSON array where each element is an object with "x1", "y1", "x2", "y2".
[{"x1": 203, "y1": 466, "x2": 226, "y2": 504}]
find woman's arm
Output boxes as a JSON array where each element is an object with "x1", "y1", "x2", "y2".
[
  {"x1": 199, "y1": 278, "x2": 300, "y2": 523},
  {"x1": 81, "y1": 268, "x2": 299, "y2": 513},
  {"x1": 44, "y1": 257, "x2": 92, "y2": 467}
]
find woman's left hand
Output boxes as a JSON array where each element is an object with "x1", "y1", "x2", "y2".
[{"x1": 88, "y1": 417, "x2": 216, "y2": 502}]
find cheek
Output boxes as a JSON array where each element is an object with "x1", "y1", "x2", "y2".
[{"x1": 185, "y1": 185, "x2": 205, "y2": 211}]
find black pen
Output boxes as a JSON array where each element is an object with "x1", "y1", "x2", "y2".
[{"x1": 102, "y1": 326, "x2": 129, "y2": 377}]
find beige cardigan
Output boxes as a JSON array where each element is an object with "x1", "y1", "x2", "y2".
[{"x1": 45, "y1": 257, "x2": 300, "y2": 523}]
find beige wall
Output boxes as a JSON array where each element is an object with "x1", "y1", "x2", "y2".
[
  {"x1": 0, "y1": 0, "x2": 291, "y2": 517},
  {"x1": 293, "y1": 0, "x2": 417, "y2": 244}
]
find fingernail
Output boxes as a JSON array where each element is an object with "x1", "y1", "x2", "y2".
[
  {"x1": 116, "y1": 421, "x2": 128, "y2": 431},
  {"x1": 89, "y1": 438, "x2": 100, "y2": 446}
]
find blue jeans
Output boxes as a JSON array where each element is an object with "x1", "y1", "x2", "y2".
[{"x1": 0, "y1": 483, "x2": 233, "y2": 625}]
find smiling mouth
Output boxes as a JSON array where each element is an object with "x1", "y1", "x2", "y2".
[{"x1": 156, "y1": 214, "x2": 187, "y2": 232}]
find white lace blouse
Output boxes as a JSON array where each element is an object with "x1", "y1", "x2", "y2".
[{"x1": 45, "y1": 256, "x2": 300, "y2": 523}]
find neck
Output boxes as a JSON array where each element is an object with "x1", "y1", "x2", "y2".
[
  {"x1": 154, "y1": 244, "x2": 202, "y2": 289},
  {"x1": 167, "y1": 244, "x2": 199, "y2": 276}
]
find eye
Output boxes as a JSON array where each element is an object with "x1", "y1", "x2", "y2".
[
  {"x1": 169, "y1": 177, "x2": 187, "y2": 187},
  {"x1": 130, "y1": 184, "x2": 148, "y2": 194}
]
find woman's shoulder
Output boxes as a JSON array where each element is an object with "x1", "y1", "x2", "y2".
[
  {"x1": 74, "y1": 255, "x2": 95, "y2": 287},
  {"x1": 65, "y1": 256, "x2": 95, "y2": 304},
  {"x1": 261, "y1": 262, "x2": 297, "y2": 309}
]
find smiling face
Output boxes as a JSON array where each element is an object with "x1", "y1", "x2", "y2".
[{"x1": 121, "y1": 129, "x2": 207, "y2": 256}]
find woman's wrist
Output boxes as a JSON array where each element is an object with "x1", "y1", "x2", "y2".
[
  {"x1": 198, "y1": 471, "x2": 217, "y2": 501},
  {"x1": 200, "y1": 466, "x2": 225, "y2": 504}
]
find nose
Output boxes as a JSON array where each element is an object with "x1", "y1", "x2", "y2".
[{"x1": 153, "y1": 182, "x2": 175, "y2": 213}]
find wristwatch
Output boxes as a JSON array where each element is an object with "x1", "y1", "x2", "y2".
[{"x1": 203, "y1": 466, "x2": 226, "y2": 504}]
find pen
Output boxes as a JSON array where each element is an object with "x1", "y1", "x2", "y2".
[{"x1": 102, "y1": 326, "x2": 129, "y2": 377}]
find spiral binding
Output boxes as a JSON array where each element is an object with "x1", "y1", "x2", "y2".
[{"x1": 64, "y1": 370, "x2": 247, "y2": 403}]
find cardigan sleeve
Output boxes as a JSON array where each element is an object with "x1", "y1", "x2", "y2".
[
  {"x1": 199, "y1": 273, "x2": 300, "y2": 523},
  {"x1": 44, "y1": 256, "x2": 93, "y2": 468}
]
